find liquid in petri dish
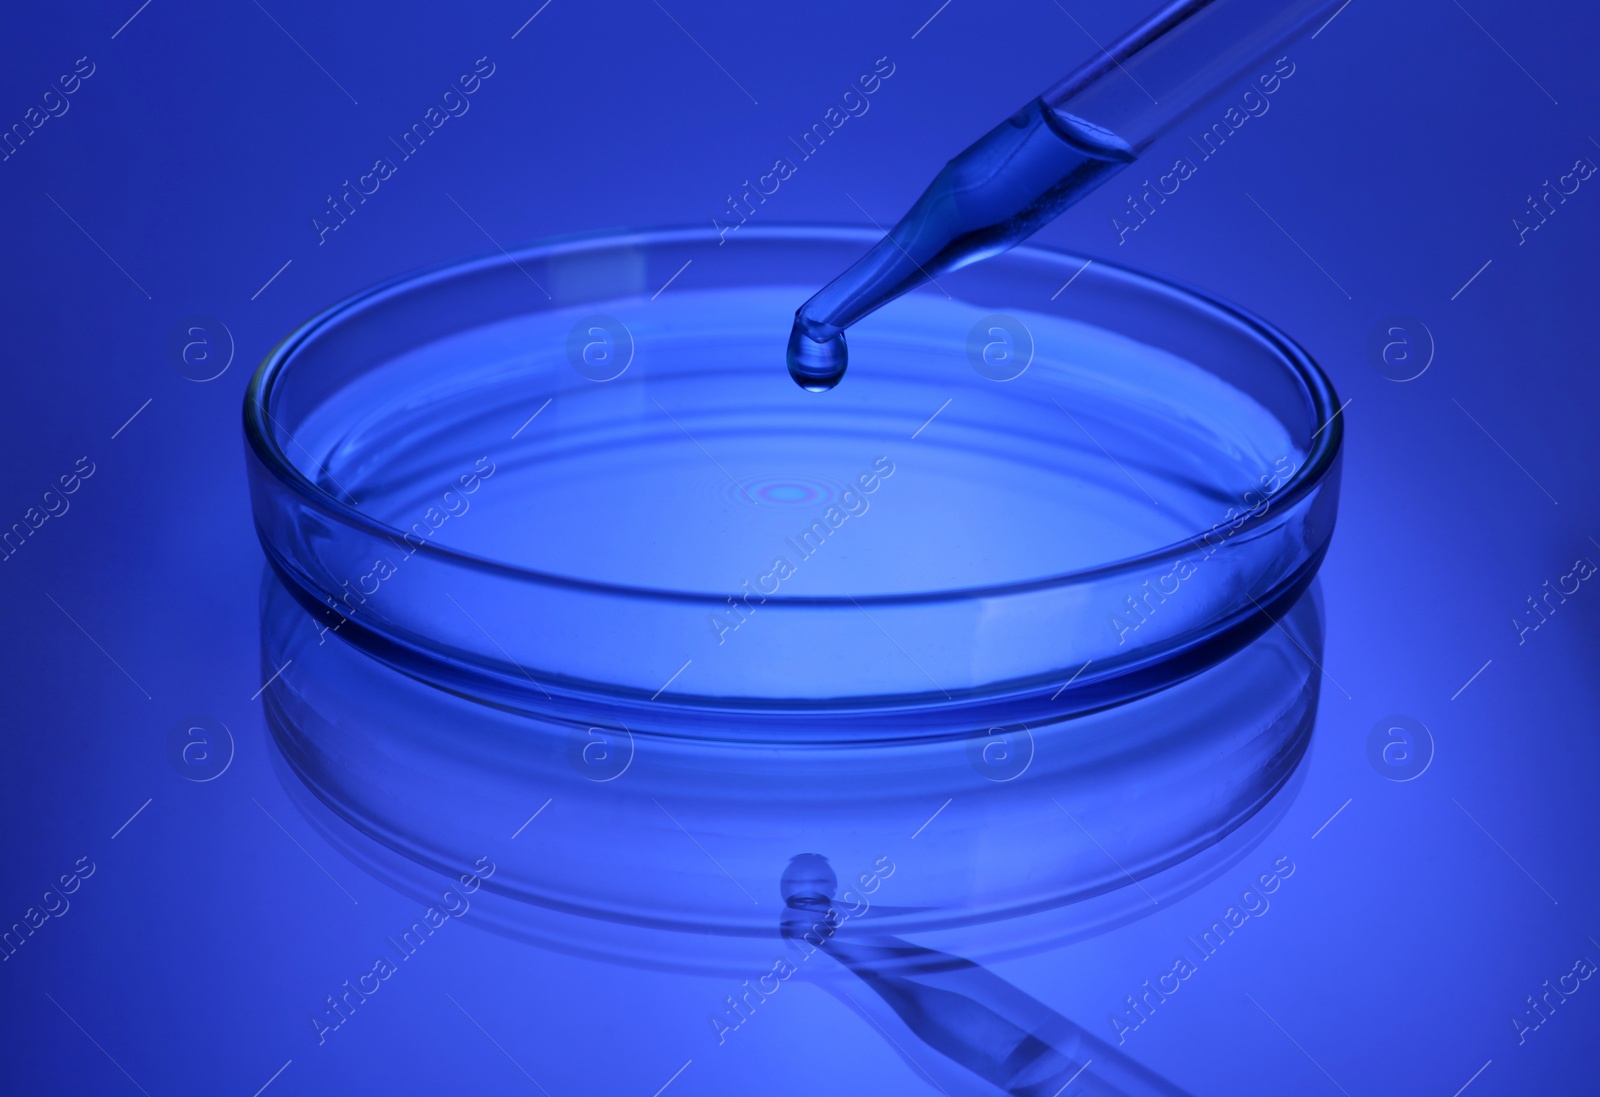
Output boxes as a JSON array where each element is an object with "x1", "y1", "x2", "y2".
[{"x1": 297, "y1": 287, "x2": 1292, "y2": 602}]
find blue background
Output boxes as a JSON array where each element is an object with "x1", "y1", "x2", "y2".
[{"x1": 3, "y1": 0, "x2": 1598, "y2": 1093}]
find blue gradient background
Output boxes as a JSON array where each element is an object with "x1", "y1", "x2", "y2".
[{"x1": 3, "y1": 1, "x2": 1598, "y2": 1093}]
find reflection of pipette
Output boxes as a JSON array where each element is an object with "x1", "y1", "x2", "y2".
[
  {"x1": 781, "y1": 855, "x2": 1194, "y2": 1097},
  {"x1": 787, "y1": 0, "x2": 1346, "y2": 390}
]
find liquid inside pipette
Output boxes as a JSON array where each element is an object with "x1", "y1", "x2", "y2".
[{"x1": 787, "y1": 99, "x2": 1134, "y2": 391}]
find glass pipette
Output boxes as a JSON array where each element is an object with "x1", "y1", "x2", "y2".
[
  {"x1": 780, "y1": 854, "x2": 1195, "y2": 1096},
  {"x1": 787, "y1": 0, "x2": 1346, "y2": 390}
]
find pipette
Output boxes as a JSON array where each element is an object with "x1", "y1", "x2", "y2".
[
  {"x1": 780, "y1": 854, "x2": 1194, "y2": 1096},
  {"x1": 787, "y1": 0, "x2": 1346, "y2": 390}
]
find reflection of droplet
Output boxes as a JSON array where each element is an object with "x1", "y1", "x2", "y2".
[
  {"x1": 780, "y1": 853, "x2": 837, "y2": 904},
  {"x1": 715, "y1": 475, "x2": 839, "y2": 510},
  {"x1": 787, "y1": 323, "x2": 847, "y2": 391},
  {"x1": 761, "y1": 483, "x2": 815, "y2": 504}
]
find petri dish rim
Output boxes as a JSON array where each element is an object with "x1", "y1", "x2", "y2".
[{"x1": 243, "y1": 223, "x2": 1342, "y2": 608}]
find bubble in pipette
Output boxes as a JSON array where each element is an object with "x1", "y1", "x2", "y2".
[{"x1": 786, "y1": 322, "x2": 848, "y2": 392}]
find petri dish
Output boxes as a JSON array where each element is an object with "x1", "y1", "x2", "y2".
[
  {"x1": 245, "y1": 225, "x2": 1340, "y2": 715},
  {"x1": 243, "y1": 225, "x2": 1342, "y2": 964}
]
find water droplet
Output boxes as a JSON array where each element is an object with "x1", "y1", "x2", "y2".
[{"x1": 787, "y1": 322, "x2": 848, "y2": 392}]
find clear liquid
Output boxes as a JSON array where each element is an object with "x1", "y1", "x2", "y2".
[
  {"x1": 786, "y1": 324, "x2": 849, "y2": 391},
  {"x1": 788, "y1": 98, "x2": 1135, "y2": 390},
  {"x1": 298, "y1": 287, "x2": 1291, "y2": 598}
]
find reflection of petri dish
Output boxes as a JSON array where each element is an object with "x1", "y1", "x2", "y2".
[
  {"x1": 260, "y1": 567, "x2": 1324, "y2": 973},
  {"x1": 244, "y1": 225, "x2": 1341, "y2": 716},
  {"x1": 243, "y1": 226, "x2": 1342, "y2": 964}
]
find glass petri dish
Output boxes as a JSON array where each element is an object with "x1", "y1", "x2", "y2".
[
  {"x1": 244, "y1": 226, "x2": 1342, "y2": 963},
  {"x1": 244, "y1": 225, "x2": 1341, "y2": 725}
]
